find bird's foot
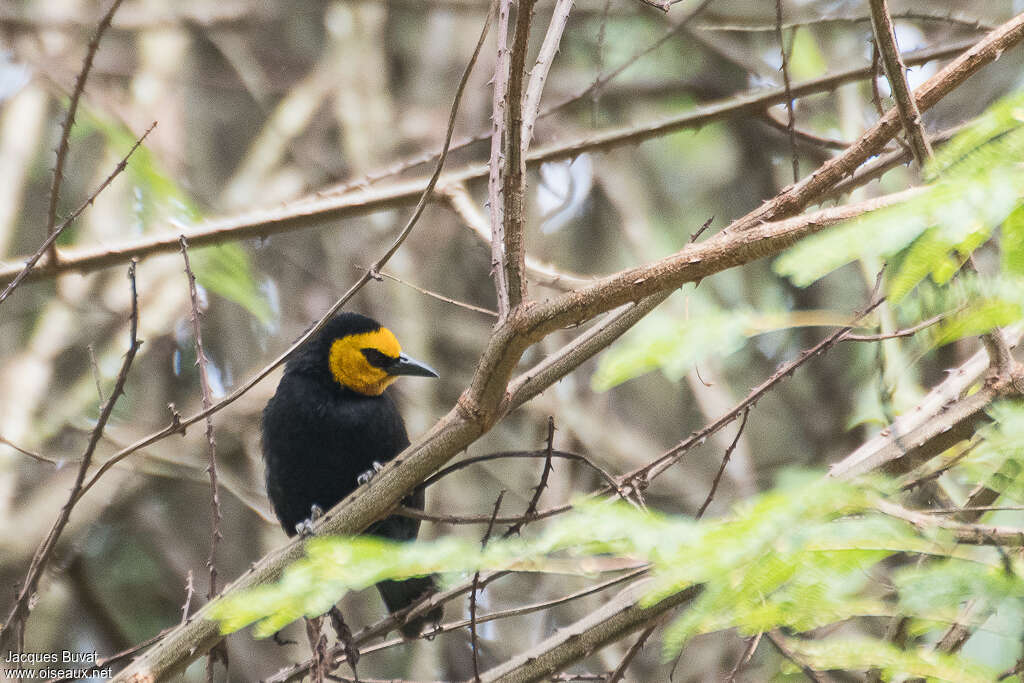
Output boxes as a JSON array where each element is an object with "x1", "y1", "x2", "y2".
[
  {"x1": 356, "y1": 460, "x2": 385, "y2": 486},
  {"x1": 295, "y1": 504, "x2": 325, "y2": 538}
]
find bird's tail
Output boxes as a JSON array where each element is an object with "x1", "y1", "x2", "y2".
[{"x1": 376, "y1": 575, "x2": 442, "y2": 638}]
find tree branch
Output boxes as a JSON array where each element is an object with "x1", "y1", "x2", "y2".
[
  {"x1": 0, "y1": 39, "x2": 974, "y2": 289},
  {"x1": 868, "y1": 0, "x2": 933, "y2": 165}
]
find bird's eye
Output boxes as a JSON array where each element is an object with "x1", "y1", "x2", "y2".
[{"x1": 360, "y1": 347, "x2": 395, "y2": 369}]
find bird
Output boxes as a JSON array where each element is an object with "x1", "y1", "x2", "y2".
[{"x1": 261, "y1": 311, "x2": 442, "y2": 637}]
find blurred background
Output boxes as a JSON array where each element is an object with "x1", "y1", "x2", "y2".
[{"x1": 1, "y1": 0, "x2": 1023, "y2": 680}]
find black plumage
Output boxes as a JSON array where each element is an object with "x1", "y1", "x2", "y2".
[{"x1": 261, "y1": 312, "x2": 441, "y2": 637}]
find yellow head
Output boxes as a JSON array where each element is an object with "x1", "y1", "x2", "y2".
[{"x1": 328, "y1": 326, "x2": 437, "y2": 396}]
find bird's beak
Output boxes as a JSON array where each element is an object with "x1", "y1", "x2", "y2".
[{"x1": 388, "y1": 353, "x2": 439, "y2": 378}]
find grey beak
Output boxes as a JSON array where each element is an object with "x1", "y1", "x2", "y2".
[{"x1": 388, "y1": 352, "x2": 439, "y2": 378}]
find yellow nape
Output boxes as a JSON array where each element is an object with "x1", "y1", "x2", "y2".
[{"x1": 328, "y1": 328, "x2": 402, "y2": 395}]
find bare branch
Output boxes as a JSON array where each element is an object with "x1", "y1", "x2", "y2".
[
  {"x1": 43, "y1": 0, "x2": 125, "y2": 265},
  {"x1": 489, "y1": 0, "x2": 512, "y2": 318},
  {"x1": 179, "y1": 237, "x2": 223, "y2": 608},
  {"x1": 695, "y1": 408, "x2": 750, "y2": 519},
  {"x1": 521, "y1": 0, "x2": 574, "y2": 150},
  {"x1": 868, "y1": 0, "x2": 933, "y2": 165},
  {"x1": 774, "y1": 0, "x2": 800, "y2": 182},
  {"x1": 498, "y1": 0, "x2": 538, "y2": 313}
]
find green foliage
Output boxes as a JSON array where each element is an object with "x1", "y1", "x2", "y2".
[
  {"x1": 208, "y1": 473, "x2": 964, "y2": 671},
  {"x1": 775, "y1": 90, "x2": 1024, "y2": 306},
  {"x1": 79, "y1": 109, "x2": 274, "y2": 324}
]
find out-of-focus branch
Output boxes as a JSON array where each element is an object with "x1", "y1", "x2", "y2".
[
  {"x1": 439, "y1": 182, "x2": 591, "y2": 291},
  {"x1": 829, "y1": 327, "x2": 1023, "y2": 480}
]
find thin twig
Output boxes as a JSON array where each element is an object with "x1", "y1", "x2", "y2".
[
  {"x1": 1, "y1": 259, "x2": 142, "y2": 650},
  {"x1": 504, "y1": 417, "x2": 556, "y2": 537},
  {"x1": 608, "y1": 620, "x2": 660, "y2": 683},
  {"x1": 180, "y1": 236, "x2": 222, "y2": 605},
  {"x1": 765, "y1": 632, "x2": 828, "y2": 683},
  {"x1": 695, "y1": 408, "x2": 750, "y2": 519},
  {"x1": 725, "y1": 632, "x2": 764, "y2": 683},
  {"x1": 0, "y1": 435, "x2": 60, "y2": 466},
  {"x1": 422, "y1": 448, "x2": 621, "y2": 501},
  {"x1": 266, "y1": 568, "x2": 649, "y2": 683},
  {"x1": 472, "y1": 491, "x2": 505, "y2": 682},
  {"x1": 844, "y1": 311, "x2": 947, "y2": 341},
  {"x1": 87, "y1": 344, "x2": 105, "y2": 404},
  {"x1": 44, "y1": 0, "x2": 126, "y2": 265},
  {"x1": 521, "y1": 0, "x2": 574, "y2": 150},
  {"x1": 439, "y1": 182, "x2": 590, "y2": 291},
  {"x1": 641, "y1": 299, "x2": 884, "y2": 483},
  {"x1": 774, "y1": 0, "x2": 800, "y2": 182},
  {"x1": 0, "y1": 121, "x2": 156, "y2": 305},
  {"x1": 179, "y1": 236, "x2": 225, "y2": 683},
  {"x1": 373, "y1": 268, "x2": 497, "y2": 317}
]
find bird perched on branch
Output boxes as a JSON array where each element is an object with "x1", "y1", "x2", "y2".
[{"x1": 262, "y1": 311, "x2": 442, "y2": 637}]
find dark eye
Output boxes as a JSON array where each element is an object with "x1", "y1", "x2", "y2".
[{"x1": 360, "y1": 348, "x2": 395, "y2": 369}]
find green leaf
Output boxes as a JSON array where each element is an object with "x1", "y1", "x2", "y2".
[
  {"x1": 1002, "y1": 205, "x2": 1024, "y2": 276},
  {"x1": 932, "y1": 298, "x2": 1021, "y2": 347}
]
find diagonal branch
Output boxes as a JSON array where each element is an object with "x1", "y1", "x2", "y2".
[{"x1": 868, "y1": 0, "x2": 933, "y2": 165}]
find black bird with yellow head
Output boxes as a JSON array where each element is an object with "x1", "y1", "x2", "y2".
[{"x1": 261, "y1": 312, "x2": 441, "y2": 637}]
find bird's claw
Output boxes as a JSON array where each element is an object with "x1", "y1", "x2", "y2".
[
  {"x1": 295, "y1": 504, "x2": 325, "y2": 537},
  {"x1": 357, "y1": 461, "x2": 385, "y2": 486}
]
